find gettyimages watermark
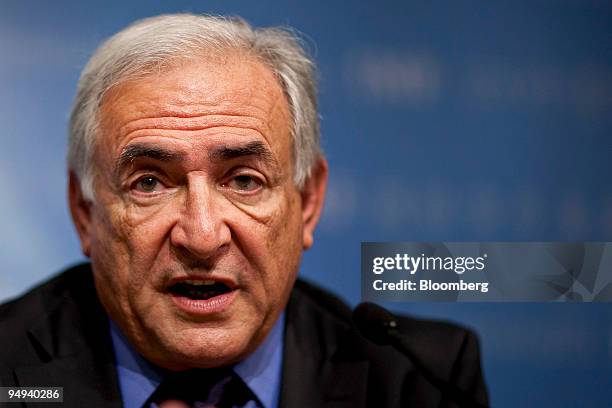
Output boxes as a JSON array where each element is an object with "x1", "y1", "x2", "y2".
[{"x1": 361, "y1": 242, "x2": 612, "y2": 302}]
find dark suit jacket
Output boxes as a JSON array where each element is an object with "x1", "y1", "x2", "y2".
[{"x1": 0, "y1": 264, "x2": 488, "y2": 407}]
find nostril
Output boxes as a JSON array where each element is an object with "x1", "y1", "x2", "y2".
[{"x1": 169, "y1": 213, "x2": 231, "y2": 262}]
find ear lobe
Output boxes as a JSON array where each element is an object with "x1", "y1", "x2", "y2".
[
  {"x1": 68, "y1": 172, "x2": 92, "y2": 257},
  {"x1": 301, "y1": 157, "x2": 328, "y2": 250}
]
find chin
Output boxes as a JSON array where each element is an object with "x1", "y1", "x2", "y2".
[{"x1": 154, "y1": 326, "x2": 257, "y2": 370}]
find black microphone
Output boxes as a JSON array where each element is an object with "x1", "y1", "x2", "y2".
[{"x1": 353, "y1": 302, "x2": 488, "y2": 408}]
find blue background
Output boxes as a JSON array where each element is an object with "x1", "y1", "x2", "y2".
[{"x1": 1, "y1": 0, "x2": 611, "y2": 405}]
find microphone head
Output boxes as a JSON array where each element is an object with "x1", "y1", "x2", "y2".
[{"x1": 352, "y1": 302, "x2": 398, "y2": 345}]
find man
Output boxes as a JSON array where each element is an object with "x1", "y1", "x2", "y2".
[{"x1": 0, "y1": 14, "x2": 488, "y2": 407}]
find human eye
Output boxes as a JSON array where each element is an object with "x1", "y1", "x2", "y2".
[
  {"x1": 132, "y1": 175, "x2": 165, "y2": 194},
  {"x1": 223, "y1": 173, "x2": 263, "y2": 193}
]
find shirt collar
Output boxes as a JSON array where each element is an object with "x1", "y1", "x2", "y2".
[{"x1": 110, "y1": 313, "x2": 285, "y2": 408}]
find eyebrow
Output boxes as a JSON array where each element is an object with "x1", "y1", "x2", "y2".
[
  {"x1": 115, "y1": 144, "x2": 185, "y2": 174},
  {"x1": 114, "y1": 140, "x2": 279, "y2": 175},
  {"x1": 208, "y1": 141, "x2": 277, "y2": 166}
]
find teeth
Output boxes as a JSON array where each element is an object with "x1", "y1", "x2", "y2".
[{"x1": 183, "y1": 280, "x2": 217, "y2": 286}]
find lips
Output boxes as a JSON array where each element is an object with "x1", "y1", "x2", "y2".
[
  {"x1": 169, "y1": 279, "x2": 232, "y2": 300},
  {"x1": 166, "y1": 276, "x2": 237, "y2": 315}
]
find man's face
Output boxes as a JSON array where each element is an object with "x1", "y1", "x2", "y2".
[{"x1": 69, "y1": 52, "x2": 326, "y2": 370}]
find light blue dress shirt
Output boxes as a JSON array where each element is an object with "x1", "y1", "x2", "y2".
[{"x1": 109, "y1": 313, "x2": 285, "y2": 408}]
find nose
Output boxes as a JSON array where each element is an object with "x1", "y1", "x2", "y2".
[{"x1": 170, "y1": 177, "x2": 231, "y2": 263}]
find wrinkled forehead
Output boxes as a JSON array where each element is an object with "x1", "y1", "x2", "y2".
[{"x1": 95, "y1": 51, "x2": 293, "y2": 166}]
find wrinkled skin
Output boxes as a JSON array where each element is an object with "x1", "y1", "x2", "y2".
[{"x1": 69, "y1": 52, "x2": 328, "y2": 370}]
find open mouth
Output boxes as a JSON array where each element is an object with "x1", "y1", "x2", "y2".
[{"x1": 169, "y1": 280, "x2": 232, "y2": 301}]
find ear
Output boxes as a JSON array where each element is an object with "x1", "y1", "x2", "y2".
[
  {"x1": 68, "y1": 171, "x2": 92, "y2": 257},
  {"x1": 301, "y1": 157, "x2": 328, "y2": 250}
]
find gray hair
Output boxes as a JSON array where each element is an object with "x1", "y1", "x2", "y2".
[{"x1": 68, "y1": 13, "x2": 321, "y2": 200}]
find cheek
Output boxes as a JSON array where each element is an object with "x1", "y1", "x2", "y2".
[
  {"x1": 89, "y1": 198, "x2": 174, "y2": 293},
  {"x1": 89, "y1": 203, "x2": 129, "y2": 274},
  {"x1": 259, "y1": 193, "x2": 304, "y2": 297},
  {"x1": 88, "y1": 207, "x2": 134, "y2": 321},
  {"x1": 119, "y1": 196, "x2": 179, "y2": 251},
  {"x1": 90, "y1": 207, "x2": 128, "y2": 280}
]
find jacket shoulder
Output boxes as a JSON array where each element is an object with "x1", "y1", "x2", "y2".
[
  {"x1": 290, "y1": 278, "x2": 488, "y2": 406},
  {"x1": 0, "y1": 263, "x2": 90, "y2": 320},
  {"x1": 0, "y1": 264, "x2": 94, "y2": 363},
  {"x1": 292, "y1": 277, "x2": 478, "y2": 354}
]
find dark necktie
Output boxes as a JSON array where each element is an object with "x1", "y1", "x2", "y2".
[{"x1": 145, "y1": 367, "x2": 260, "y2": 408}]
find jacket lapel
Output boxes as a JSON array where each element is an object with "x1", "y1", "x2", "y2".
[
  {"x1": 14, "y1": 355, "x2": 122, "y2": 408},
  {"x1": 280, "y1": 282, "x2": 370, "y2": 408},
  {"x1": 319, "y1": 359, "x2": 369, "y2": 408},
  {"x1": 12, "y1": 266, "x2": 122, "y2": 408}
]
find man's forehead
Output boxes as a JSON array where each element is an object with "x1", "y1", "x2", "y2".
[
  {"x1": 101, "y1": 54, "x2": 289, "y2": 120},
  {"x1": 96, "y1": 53, "x2": 293, "y2": 162}
]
